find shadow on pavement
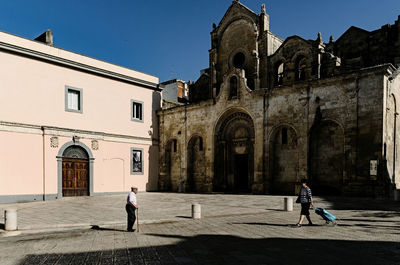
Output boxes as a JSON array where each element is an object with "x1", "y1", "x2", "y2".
[
  {"x1": 264, "y1": 208, "x2": 286, "y2": 211},
  {"x1": 90, "y1": 225, "x2": 127, "y2": 232},
  {"x1": 19, "y1": 234, "x2": 400, "y2": 265},
  {"x1": 337, "y1": 223, "x2": 400, "y2": 230},
  {"x1": 317, "y1": 196, "x2": 400, "y2": 213},
  {"x1": 176, "y1": 216, "x2": 192, "y2": 219},
  {"x1": 231, "y1": 222, "x2": 324, "y2": 227}
]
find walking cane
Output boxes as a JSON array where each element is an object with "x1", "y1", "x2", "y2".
[{"x1": 137, "y1": 207, "x2": 140, "y2": 233}]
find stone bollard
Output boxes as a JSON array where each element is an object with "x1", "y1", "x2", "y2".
[
  {"x1": 192, "y1": 203, "x2": 201, "y2": 219},
  {"x1": 284, "y1": 197, "x2": 293, "y2": 212},
  {"x1": 4, "y1": 209, "x2": 18, "y2": 231}
]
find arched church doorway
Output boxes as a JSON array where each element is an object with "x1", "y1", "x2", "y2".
[
  {"x1": 62, "y1": 145, "x2": 89, "y2": 197},
  {"x1": 164, "y1": 139, "x2": 181, "y2": 192},
  {"x1": 214, "y1": 111, "x2": 254, "y2": 193},
  {"x1": 187, "y1": 136, "x2": 206, "y2": 192}
]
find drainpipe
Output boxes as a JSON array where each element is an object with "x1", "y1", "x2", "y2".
[
  {"x1": 355, "y1": 76, "x2": 360, "y2": 182},
  {"x1": 41, "y1": 126, "x2": 46, "y2": 201},
  {"x1": 262, "y1": 90, "x2": 268, "y2": 193}
]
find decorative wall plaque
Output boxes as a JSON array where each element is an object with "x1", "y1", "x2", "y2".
[
  {"x1": 72, "y1": 135, "x2": 80, "y2": 143},
  {"x1": 50, "y1": 137, "x2": 59, "y2": 148},
  {"x1": 91, "y1": 140, "x2": 99, "y2": 150}
]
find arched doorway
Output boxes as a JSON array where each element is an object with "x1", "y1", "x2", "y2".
[
  {"x1": 269, "y1": 125, "x2": 298, "y2": 194},
  {"x1": 62, "y1": 145, "x2": 89, "y2": 197},
  {"x1": 309, "y1": 120, "x2": 344, "y2": 195},
  {"x1": 164, "y1": 139, "x2": 181, "y2": 192},
  {"x1": 187, "y1": 136, "x2": 206, "y2": 192},
  {"x1": 214, "y1": 111, "x2": 254, "y2": 193}
]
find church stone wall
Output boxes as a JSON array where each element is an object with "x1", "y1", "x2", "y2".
[{"x1": 158, "y1": 1, "x2": 400, "y2": 198}]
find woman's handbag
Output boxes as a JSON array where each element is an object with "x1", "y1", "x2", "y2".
[{"x1": 296, "y1": 195, "x2": 301, "y2": 204}]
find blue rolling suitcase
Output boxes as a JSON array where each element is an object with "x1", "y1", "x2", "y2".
[{"x1": 314, "y1": 207, "x2": 337, "y2": 226}]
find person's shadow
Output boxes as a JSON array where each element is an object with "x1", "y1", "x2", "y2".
[{"x1": 91, "y1": 225, "x2": 127, "y2": 232}]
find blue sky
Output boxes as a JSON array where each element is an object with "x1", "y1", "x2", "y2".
[{"x1": 1, "y1": 0, "x2": 399, "y2": 82}]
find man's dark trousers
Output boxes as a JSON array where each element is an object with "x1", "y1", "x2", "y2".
[{"x1": 125, "y1": 204, "x2": 136, "y2": 231}]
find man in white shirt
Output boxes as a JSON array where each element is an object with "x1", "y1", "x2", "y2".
[{"x1": 126, "y1": 186, "x2": 138, "y2": 232}]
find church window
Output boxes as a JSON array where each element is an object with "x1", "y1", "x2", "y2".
[
  {"x1": 275, "y1": 62, "x2": 284, "y2": 85},
  {"x1": 295, "y1": 56, "x2": 307, "y2": 81},
  {"x1": 229, "y1": 76, "x2": 238, "y2": 99},
  {"x1": 282, "y1": 127, "x2": 288, "y2": 145},
  {"x1": 199, "y1": 137, "x2": 203, "y2": 151},
  {"x1": 233, "y1": 52, "x2": 245, "y2": 69}
]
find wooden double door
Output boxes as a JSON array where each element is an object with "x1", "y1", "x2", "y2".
[{"x1": 62, "y1": 158, "x2": 89, "y2": 197}]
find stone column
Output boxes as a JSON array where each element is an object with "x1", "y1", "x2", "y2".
[
  {"x1": 192, "y1": 203, "x2": 201, "y2": 219},
  {"x1": 284, "y1": 197, "x2": 293, "y2": 211},
  {"x1": 4, "y1": 209, "x2": 17, "y2": 231}
]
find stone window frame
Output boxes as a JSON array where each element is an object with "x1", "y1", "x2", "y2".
[
  {"x1": 130, "y1": 147, "x2": 144, "y2": 175},
  {"x1": 281, "y1": 127, "x2": 288, "y2": 145},
  {"x1": 274, "y1": 61, "x2": 285, "y2": 86},
  {"x1": 131, "y1": 99, "x2": 144, "y2": 123},
  {"x1": 65, "y1": 85, "x2": 83, "y2": 114},
  {"x1": 229, "y1": 48, "x2": 248, "y2": 70},
  {"x1": 228, "y1": 75, "x2": 239, "y2": 100},
  {"x1": 294, "y1": 55, "x2": 307, "y2": 81}
]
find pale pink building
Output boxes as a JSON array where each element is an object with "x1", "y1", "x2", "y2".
[{"x1": 0, "y1": 30, "x2": 161, "y2": 203}]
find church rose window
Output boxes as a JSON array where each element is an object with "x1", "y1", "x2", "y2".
[{"x1": 233, "y1": 52, "x2": 245, "y2": 69}]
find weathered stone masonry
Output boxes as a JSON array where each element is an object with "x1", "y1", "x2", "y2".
[{"x1": 158, "y1": 0, "x2": 400, "y2": 198}]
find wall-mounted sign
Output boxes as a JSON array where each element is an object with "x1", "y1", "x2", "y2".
[{"x1": 370, "y1": 160, "x2": 378, "y2": 179}]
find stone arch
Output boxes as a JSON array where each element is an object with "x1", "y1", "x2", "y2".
[
  {"x1": 57, "y1": 141, "x2": 94, "y2": 198},
  {"x1": 164, "y1": 138, "x2": 181, "y2": 192},
  {"x1": 218, "y1": 19, "x2": 257, "y2": 91},
  {"x1": 218, "y1": 16, "x2": 257, "y2": 41},
  {"x1": 269, "y1": 124, "x2": 299, "y2": 194},
  {"x1": 187, "y1": 135, "x2": 206, "y2": 192},
  {"x1": 214, "y1": 110, "x2": 255, "y2": 192},
  {"x1": 309, "y1": 120, "x2": 345, "y2": 195}
]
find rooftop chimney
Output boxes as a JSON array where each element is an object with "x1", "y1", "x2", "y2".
[{"x1": 34, "y1": 29, "x2": 53, "y2": 46}]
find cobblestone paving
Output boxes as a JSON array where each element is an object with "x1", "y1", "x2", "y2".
[
  {"x1": 1, "y1": 192, "x2": 398, "y2": 232},
  {"x1": 0, "y1": 199, "x2": 399, "y2": 265}
]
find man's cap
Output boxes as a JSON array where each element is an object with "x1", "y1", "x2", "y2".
[{"x1": 131, "y1": 186, "x2": 138, "y2": 190}]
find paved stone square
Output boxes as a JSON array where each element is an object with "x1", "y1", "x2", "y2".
[
  {"x1": 0, "y1": 209, "x2": 399, "y2": 265},
  {"x1": 1, "y1": 192, "x2": 398, "y2": 232},
  {"x1": 0, "y1": 193, "x2": 399, "y2": 264}
]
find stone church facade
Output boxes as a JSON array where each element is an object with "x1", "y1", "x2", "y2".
[{"x1": 158, "y1": 0, "x2": 400, "y2": 197}]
